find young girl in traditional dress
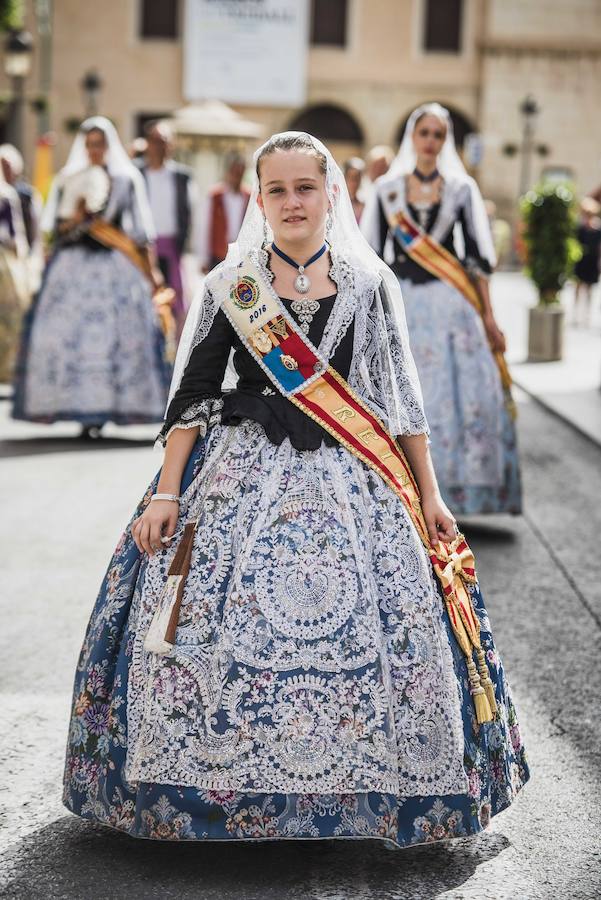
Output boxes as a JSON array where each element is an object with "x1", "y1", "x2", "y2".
[
  {"x1": 63, "y1": 132, "x2": 528, "y2": 846},
  {"x1": 12, "y1": 116, "x2": 169, "y2": 436},
  {"x1": 362, "y1": 104, "x2": 521, "y2": 515}
]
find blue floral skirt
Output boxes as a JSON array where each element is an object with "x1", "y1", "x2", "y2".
[
  {"x1": 63, "y1": 423, "x2": 529, "y2": 846},
  {"x1": 12, "y1": 244, "x2": 169, "y2": 425},
  {"x1": 400, "y1": 278, "x2": 522, "y2": 515}
]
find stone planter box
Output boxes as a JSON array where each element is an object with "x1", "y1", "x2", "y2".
[{"x1": 527, "y1": 305, "x2": 564, "y2": 362}]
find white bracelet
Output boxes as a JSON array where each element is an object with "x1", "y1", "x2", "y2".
[{"x1": 151, "y1": 493, "x2": 180, "y2": 504}]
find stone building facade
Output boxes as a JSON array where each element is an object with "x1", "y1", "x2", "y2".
[{"x1": 2, "y1": 0, "x2": 600, "y2": 217}]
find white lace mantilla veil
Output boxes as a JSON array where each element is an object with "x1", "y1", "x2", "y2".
[
  {"x1": 40, "y1": 115, "x2": 155, "y2": 239},
  {"x1": 361, "y1": 102, "x2": 497, "y2": 269},
  {"x1": 168, "y1": 131, "x2": 428, "y2": 439}
]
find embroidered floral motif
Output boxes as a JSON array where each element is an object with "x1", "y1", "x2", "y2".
[
  {"x1": 80, "y1": 788, "x2": 136, "y2": 834},
  {"x1": 412, "y1": 798, "x2": 467, "y2": 843},
  {"x1": 225, "y1": 798, "x2": 280, "y2": 839},
  {"x1": 140, "y1": 795, "x2": 196, "y2": 840}
]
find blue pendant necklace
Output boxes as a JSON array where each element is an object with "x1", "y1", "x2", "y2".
[{"x1": 271, "y1": 241, "x2": 328, "y2": 295}]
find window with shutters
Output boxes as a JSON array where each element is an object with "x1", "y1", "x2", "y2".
[
  {"x1": 311, "y1": 0, "x2": 348, "y2": 47},
  {"x1": 423, "y1": 0, "x2": 463, "y2": 53},
  {"x1": 139, "y1": 0, "x2": 178, "y2": 40}
]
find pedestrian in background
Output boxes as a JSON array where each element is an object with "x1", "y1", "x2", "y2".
[
  {"x1": 344, "y1": 156, "x2": 366, "y2": 222},
  {"x1": 365, "y1": 144, "x2": 394, "y2": 185},
  {"x1": 137, "y1": 121, "x2": 198, "y2": 334},
  {"x1": 198, "y1": 151, "x2": 250, "y2": 273},
  {"x1": 12, "y1": 116, "x2": 169, "y2": 437},
  {"x1": 572, "y1": 197, "x2": 601, "y2": 327},
  {"x1": 128, "y1": 137, "x2": 148, "y2": 161},
  {"x1": 363, "y1": 145, "x2": 395, "y2": 257},
  {"x1": 0, "y1": 163, "x2": 27, "y2": 383},
  {"x1": 62, "y1": 131, "x2": 528, "y2": 847},
  {"x1": 362, "y1": 103, "x2": 521, "y2": 515},
  {"x1": 0, "y1": 143, "x2": 44, "y2": 296}
]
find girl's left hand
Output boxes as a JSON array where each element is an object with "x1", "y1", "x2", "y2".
[{"x1": 421, "y1": 491, "x2": 457, "y2": 546}]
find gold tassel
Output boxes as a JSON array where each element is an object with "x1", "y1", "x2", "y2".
[
  {"x1": 476, "y1": 647, "x2": 498, "y2": 717},
  {"x1": 466, "y1": 656, "x2": 493, "y2": 724}
]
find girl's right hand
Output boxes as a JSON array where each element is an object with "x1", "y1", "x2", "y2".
[{"x1": 131, "y1": 500, "x2": 179, "y2": 557}]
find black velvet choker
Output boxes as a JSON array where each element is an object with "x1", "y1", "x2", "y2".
[{"x1": 413, "y1": 168, "x2": 439, "y2": 183}]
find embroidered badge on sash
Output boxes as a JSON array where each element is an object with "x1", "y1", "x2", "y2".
[
  {"x1": 250, "y1": 329, "x2": 273, "y2": 355},
  {"x1": 269, "y1": 318, "x2": 289, "y2": 340},
  {"x1": 280, "y1": 354, "x2": 299, "y2": 371},
  {"x1": 231, "y1": 276, "x2": 259, "y2": 310}
]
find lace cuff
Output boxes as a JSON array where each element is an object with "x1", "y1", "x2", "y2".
[
  {"x1": 157, "y1": 397, "x2": 224, "y2": 446},
  {"x1": 397, "y1": 415, "x2": 430, "y2": 437}
]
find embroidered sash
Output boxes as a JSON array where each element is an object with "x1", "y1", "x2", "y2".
[
  {"x1": 146, "y1": 254, "x2": 497, "y2": 723},
  {"x1": 381, "y1": 198, "x2": 514, "y2": 410},
  {"x1": 88, "y1": 219, "x2": 152, "y2": 278}
]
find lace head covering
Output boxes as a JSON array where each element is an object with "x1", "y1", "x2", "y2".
[
  {"x1": 364, "y1": 103, "x2": 496, "y2": 268},
  {"x1": 169, "y1": 131, "x2": 428, "y2": 439},
  {"x1": 40, "y1": 116, "x2": 154, "y2": 238}
]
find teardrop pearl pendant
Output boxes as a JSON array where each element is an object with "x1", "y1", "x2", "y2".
[{"x1": 294, "y1": 266, "x2": 311, "y2": 294}]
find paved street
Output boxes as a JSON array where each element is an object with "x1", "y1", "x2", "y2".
[
  {"x1": 491, "y1": 272, "x2": 601, "y2": 446},
  {"x1": 1, "y1": 279, "x2": 601, "y2": 898}
]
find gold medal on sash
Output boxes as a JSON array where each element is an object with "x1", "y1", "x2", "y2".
[{"x1": 250, "y1": 330, "x2": 273, "y2": 355}]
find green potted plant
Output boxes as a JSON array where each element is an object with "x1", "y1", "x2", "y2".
[
  {"x1": 0, "y1": 0, "x2": 24, "y2": 32},
  {"x1": 520, "y1": 182, "x2": 580, "y2": 361}
]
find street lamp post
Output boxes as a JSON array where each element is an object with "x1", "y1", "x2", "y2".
[
  {"x1": 80, "y1": 70, "x2": 103, "y2": 117},
  {"x1": 518, "y1": 95, "x2": 540, "y2": 197},
  {"x1": 3, "y1": 29, "x2": 34, "y2": 153}
]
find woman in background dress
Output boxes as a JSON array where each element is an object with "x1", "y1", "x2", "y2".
[
  {"x1": 363, "y1": 103, "x2": 521, "y2": 515},
  {"x1": 12, "y1": 116, "x2": 169, "y2": 437}
]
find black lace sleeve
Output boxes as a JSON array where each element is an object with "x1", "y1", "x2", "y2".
[
  {"x1": 458, "y1": 193, "x2": 493, "y2": 279},
  {"x1": 157, "y1": 308, "x2": 234, "y2": 445}
]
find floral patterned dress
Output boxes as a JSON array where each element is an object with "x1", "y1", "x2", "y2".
[
  {"x1": 370, "y1": 175, "x2": 522, "y2": 515},
  {"x1": 12, "y1": 174, "x2": 169, "y2": 425},
  {"x1": 63, "y1": 284, "x2": 528, "y2": 846}
]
